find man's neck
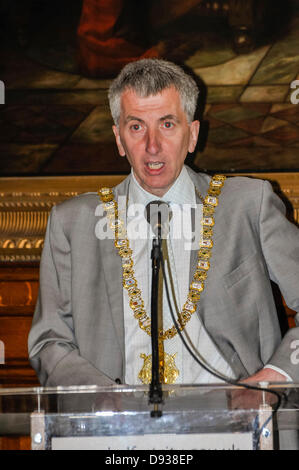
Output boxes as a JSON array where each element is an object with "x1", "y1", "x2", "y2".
[{"x1": 130, "y1": 166, "x2": 195, "y2": 206}]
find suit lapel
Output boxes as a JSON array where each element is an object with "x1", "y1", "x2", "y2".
[
  {"x1": 98, "y1": 174, "x2": 131, "y2": 363},
  {"x1": 186, "y1": 167, "x2": 210, "y2": 283}
]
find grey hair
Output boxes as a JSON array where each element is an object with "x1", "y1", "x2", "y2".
[{"x1": 108, "y1": 58, "x2": 199, "y2": 126}]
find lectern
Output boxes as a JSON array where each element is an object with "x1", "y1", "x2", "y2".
[{"x1": 0, "y1": 384, "x2": 298, "y2": 450}]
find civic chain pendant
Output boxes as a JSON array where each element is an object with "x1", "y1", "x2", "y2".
[{"x1": 138, "y1": 352, "x2": 180, "y2": 385}]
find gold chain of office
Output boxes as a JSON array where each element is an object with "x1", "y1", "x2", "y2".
[{"x1": 98, "y1": 174, "x2": 226, "y2": 341}]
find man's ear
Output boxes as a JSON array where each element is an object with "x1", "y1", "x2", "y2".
[
  {"x1": 112, "y1": 125, "x2": 126, "y2": 157},
  {"x1": 188, "y1": 120, "x2": 200, "y2": 153}
]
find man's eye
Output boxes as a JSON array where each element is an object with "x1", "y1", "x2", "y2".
[
  {"x1": 131, "y1": 124, "x2": 141, "y2": 131},
  {"x1": 163, "y1": 121, "x2": 173, "y2": 128}
]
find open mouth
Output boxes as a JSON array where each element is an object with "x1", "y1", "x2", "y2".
[{"x1": 146, "y1": 162, "x2": 164, "y2": 170}]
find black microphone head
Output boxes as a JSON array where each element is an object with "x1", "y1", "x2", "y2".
[{"x1": 145, "y1": 201, "x2": 172, "y2": 238}]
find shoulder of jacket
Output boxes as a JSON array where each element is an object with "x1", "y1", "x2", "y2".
[
  {"x1": 54, "y1": 192, "x2": 100, "y2": 212},
  {"x1": 186, "y1": 166, "x2": 266, "y2": 192},
  {"x1": 50, "y1": 193, "x2": 101, "y2": 226},
  {"x1": 222, "y1": 175, "x2": 267, "y2": 192}
]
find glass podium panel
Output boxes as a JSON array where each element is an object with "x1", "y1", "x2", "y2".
[{"x1": 0, "y1": 384, "x2": 298, "y2": 450}]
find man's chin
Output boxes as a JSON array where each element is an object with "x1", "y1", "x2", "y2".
[{"x1": 141, "y1": 180, "x2": 173, "y2": 197}]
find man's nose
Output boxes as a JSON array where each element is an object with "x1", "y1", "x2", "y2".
[{"x1": 145, "y1": 129, "x2": 161, "y2": 155}]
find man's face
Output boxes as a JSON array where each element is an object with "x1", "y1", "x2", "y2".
[{"x1": 112, "y1": 86, "x2": 200, "y2": 197}]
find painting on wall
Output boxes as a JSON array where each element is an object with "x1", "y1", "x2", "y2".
[{"x1": 0, "y1": 0, "x2": 299, "y2": 176}]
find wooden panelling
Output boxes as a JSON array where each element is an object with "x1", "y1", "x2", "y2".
[
  {"x1": 0, "y1": 282, "x2": 39, "y2": 311},
  {"x1": 283, "y1": 300, "x2": 298, "y2": 329},
  {"x1": 0, "y1": 436, "x2": 31, "y2": 451},
  {"x1": 0, "y1": 267, "x2": 39, "y2": 388},
  {"x1": 1, "y1": 317, "x2": 34, "y2": 360}
]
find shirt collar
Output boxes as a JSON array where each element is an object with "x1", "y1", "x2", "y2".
[{"x1": 129, "y1": 165, "x2": 196, "y2": 207}]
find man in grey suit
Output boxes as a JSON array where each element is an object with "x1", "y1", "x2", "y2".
[{"x1": 28, "y1": 58, "x2": 299, "y2": 388}]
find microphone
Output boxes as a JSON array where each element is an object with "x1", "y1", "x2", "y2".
[{"x1": 145, "y1": 201, "x2": 172, "y2": 239}]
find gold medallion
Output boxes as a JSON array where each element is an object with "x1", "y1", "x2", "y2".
[{"x1": 138, "y1": 352, "x2": 180, "y2": 385}]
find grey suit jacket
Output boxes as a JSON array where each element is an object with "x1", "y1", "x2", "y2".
[{"x1": 28, "y1": 166, "x2": 299, "y2": 385}]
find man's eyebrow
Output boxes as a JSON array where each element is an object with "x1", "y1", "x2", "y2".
[
  {"x1": 124, "y1": 115, "x2": 144, "y2": 124},
  {"x1": 160, "y1": 114, "x2": 180, "y2": 123},
  {"x1": 124, "y1": 114, "x2": 181, "y2": 124}
]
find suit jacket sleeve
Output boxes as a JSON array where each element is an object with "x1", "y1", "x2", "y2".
[
  {"x1": 259, "y1": 180, "x2": 299, "y2": 380},
  {"x1": 28, "y1": 205, "x2": 116, "y2": 387}
]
